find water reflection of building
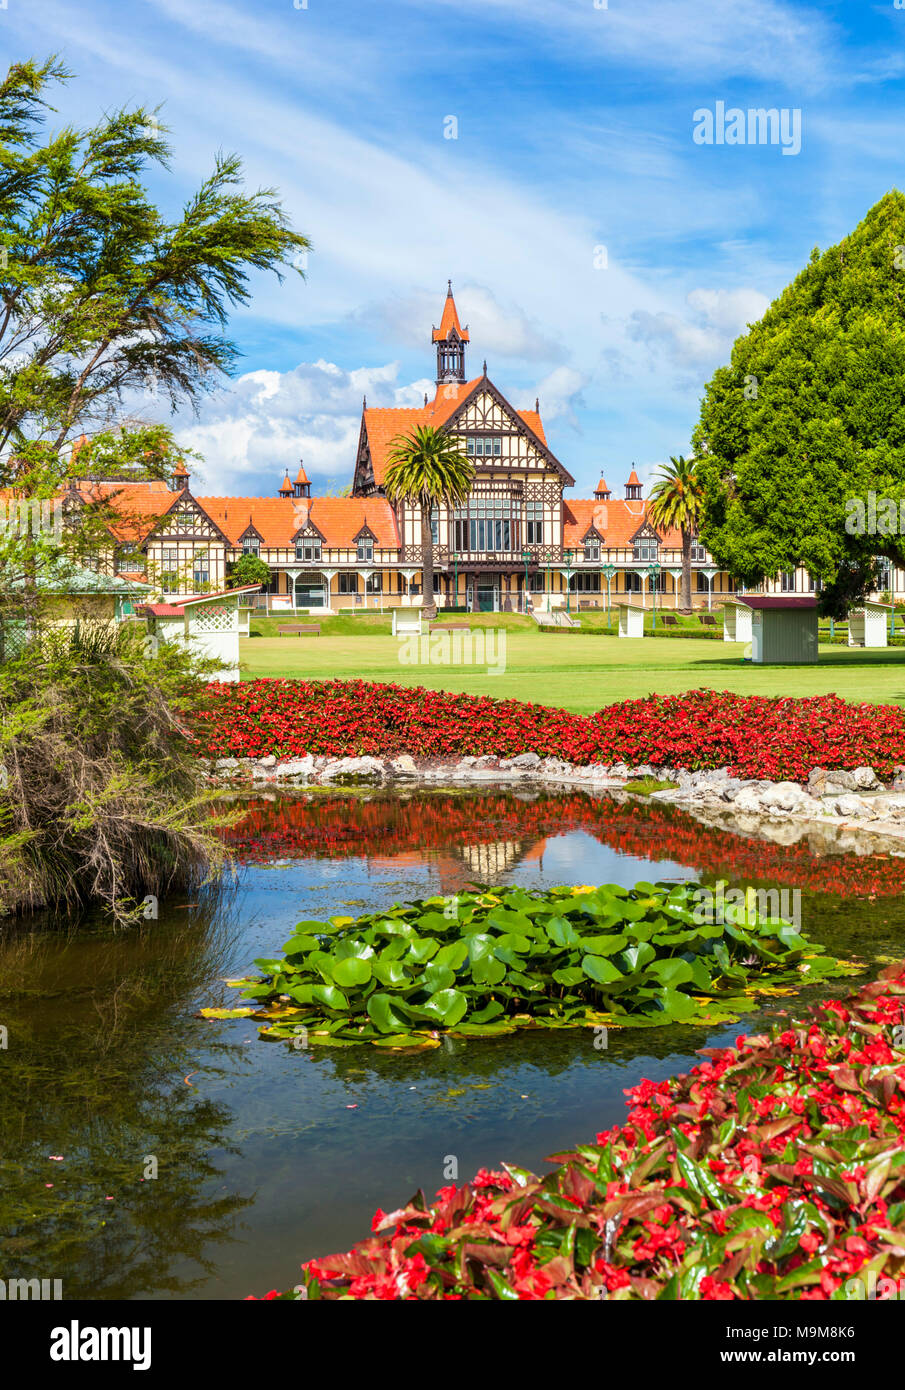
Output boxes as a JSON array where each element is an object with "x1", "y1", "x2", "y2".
[
  {"x1": 459, "y1": 840, "x2": 524, "y2": 878},
  {"x1": 368, "y1": 837, "x2": 546, "y2": 891}
]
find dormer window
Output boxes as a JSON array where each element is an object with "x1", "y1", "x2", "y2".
[
  {"x1": 690, "y1": 537, "x2": 706, "y2": 563},
  {"x1": 584, "y1": 541, "x2": 600, "y2": 563},
  {"x1": 633, "y1": 536, "x2": 659, "y2": 563},
  {"x1": 296, "y1": 538, "x2": 321, "y2": 562},
  {"x1": 357, "y1": 539, "x2": 374, "y2": 562},
  {"x1": 242, "y1": 537, "x2": 260, "y2": 557}
]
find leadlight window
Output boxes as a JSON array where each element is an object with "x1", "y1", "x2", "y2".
[
  {"x1": 633, "y1": 537, "x2": 659, "y2": 563},
  {"x1": 690, "y1": 538, "x2": 706, "y2": 562},
  {"x1": 584, "y1": 541, "x2": 600, "y2": 563},
  {"x1": 296, "y1": 539, "x2": 321, "y2": 562},
  {"x1": 453, "y1": 496, "x2": 515, "y2": 553},
  {"x1": 160, "y1": 547, "x2": 179, "y2": 592},
  {"x1": 526, "y1": 500, "x2": 544, "y2": 545},
  {"x1": 357, "y1": 541, "x2": 374, "y2": 562},
  {"x1": 193, "y1": 554, "x2": 209, "y2": 589},
  {"x1": 465, "y1": 436, "x2": 502, "y2": 457},
  {"x1": 243, "y1": 537, "x2": 260, "y2": 557}
]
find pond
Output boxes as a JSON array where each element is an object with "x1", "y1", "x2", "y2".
[{"x1": 1, "y1": 787, "x2": 904, "y2": 1301}]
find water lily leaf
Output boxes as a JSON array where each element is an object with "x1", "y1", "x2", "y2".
[
  {"x1": 645, "y1": 958, "x2": 695, "y2": 988},
  {"x1": 367, "y1": 992, "x2": 414, "y2": 1033},
  {"x1": 581, "y1": 933, "x2": 628, "y2": 956},
  {"x1": 418, "y1": 989, "x2": 468, "y2": 1027},
  {"x1": 581, "y1": 955, "x2": 625, "y2": 986},
  {"x1": 199, "y1": 1006, "x2": 256, "y2": 1020},
  {"x1": 545, "y1": 917, "x2": 581, "y2": 948},
  {"x1": 332, "y1": 956, "x2": 373, "y2": 988}
]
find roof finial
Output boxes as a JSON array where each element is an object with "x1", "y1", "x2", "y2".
[
  {"x1": 482, "y1": 359, "x2": 487, "y2": 376},
  {"x1": 423, "y1": 392, "x2": 428, "y2": 407},
  {"x1": 362, "y1": 394, "x2": 367, "y2": 410},
  {"x1": 447, "y1": 279, "x2": 452, "y2": 295},
  {"x1": 535, "y1": 397, "x2": 539, "y2": 414}
]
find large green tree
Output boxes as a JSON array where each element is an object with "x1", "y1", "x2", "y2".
[
  {"x1": 384, "y1": 425, "x2": 474, "y2": 618},
  {"x1": 693, "y1": 190, "x2": 905, "y2": 617},
  {"x1": 0, "y1": 56, "x2": 309, "y2": 626}
]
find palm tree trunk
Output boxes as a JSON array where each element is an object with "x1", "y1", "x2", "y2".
[
  {"x1": 420, "y1": 499, "x2": 437, "y2": 620},
  {"x1": 681, "y1": 528, "x2": 692, "y2": 612}
]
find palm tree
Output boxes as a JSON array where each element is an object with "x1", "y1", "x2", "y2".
[
  {"x1": 384, "y1": 425, "x2": 474, "y2": 619},
  {"x1": 647, "y1": 454, "x2": 705, "y2": 613}
]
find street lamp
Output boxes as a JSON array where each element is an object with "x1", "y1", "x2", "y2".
[
  {"x1": 647, "y1": 563, "x2": 662, "y2": 631},
  {"x1": 601, "y1": 563, "x2": 616, "y2": 628},
  {"x1": 563, "y1": 548, "x2": 574, "y2": 614},
  {"x1": 451, "y1": 551, "x2": 459, "y2": 610},
  {"x1": 521, "y1": 547, "x2": 531, "y2": 614}
]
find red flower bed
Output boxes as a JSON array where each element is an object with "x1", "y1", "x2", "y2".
[
  {"x1": 250, "y1": 965, "x2": 905, "y2": 1301},
  {"x1": 194, "y1": 681, "x2": 905, "y2": 783}
]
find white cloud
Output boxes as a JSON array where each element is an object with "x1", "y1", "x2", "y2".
[
  {"x1": 627, "y1": 286, "x2": 769, "y2": 369},
  {"x1": 518, "y1": 367, "x2": 588, "y2": 430},
  {"x1": 174, "y1": 359, "x2": 421, "y2": 495}
]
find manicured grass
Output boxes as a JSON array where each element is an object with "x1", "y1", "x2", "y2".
[{"x1": 238, "y1": 628, "x2": 905, "y2": 714}]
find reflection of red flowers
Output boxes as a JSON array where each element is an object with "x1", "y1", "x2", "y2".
[{"x1": 220, "y1": 787, "x2": 905, "y2": 900}]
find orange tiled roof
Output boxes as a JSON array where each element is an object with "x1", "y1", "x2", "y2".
[
  {"x1": 432, "y1": 285, "x2": 469, "y2": 343},
  {"x1": 195, "y1": 495, "x2": 400, "y2": 549},
  {"x1": 564, "y1": 499, "x2": 682, "y2": 549},
  {"x1": 626, "y1": 469, "x2": 641, "y2": 487},
  {"x1": 363, "y1": 381, "x2": 547, "y2": 485},
  {"x1": 77, "y1": 480, "x2": 179, "y2": 542}
]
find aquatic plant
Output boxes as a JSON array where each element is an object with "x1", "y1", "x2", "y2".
[{"x1": 211, "y1": 880, "x2": 858, "y2": 1047}]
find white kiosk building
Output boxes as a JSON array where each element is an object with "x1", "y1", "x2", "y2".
[
  {"x1": 140, "y1": 585, "x2": 260, "y2": 681},
  {"x1": 721, "y1": 600, "x2": 753, "y2": 645},
  {"x1": 617, "y1": 602, "x2": 645, "y2": 639},
  {"x1": 847, "y1": 601, "x2": 890, "y2": 649}
]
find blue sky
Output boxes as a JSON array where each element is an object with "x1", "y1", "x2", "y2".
[{"x1": 6, "y1": 0, "x2": 905, "y2": 496}]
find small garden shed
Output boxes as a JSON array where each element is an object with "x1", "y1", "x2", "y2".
[
  {"x1": 617, "y1": 603, "x2": 645, "y2": 639},
  {"x1": 742, "y1": 595, "x2": 818, "y2": 665},
  {"x1": 847, "y1": 601, "x2": 889, "y2": 649},
  {"x1": 721, "y1": 600, "x2": 753, "y2": 645}
]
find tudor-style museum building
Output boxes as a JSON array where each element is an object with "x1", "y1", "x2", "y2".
[{"x1": 70, "y1": 286, "x2": 820, "y2": 613}]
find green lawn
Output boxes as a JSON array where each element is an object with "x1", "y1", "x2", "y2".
[{"x1": 239, "y1": 621, "x2": 905, "y2": 713}]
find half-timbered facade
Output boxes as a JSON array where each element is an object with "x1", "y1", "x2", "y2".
[{"x1": 65, "y1": 284, "x2": 846, "y2": 613}]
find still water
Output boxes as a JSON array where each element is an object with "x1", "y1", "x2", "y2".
[{"x1": 1, "y1": 788, "x2": 903, "y2": 1300}]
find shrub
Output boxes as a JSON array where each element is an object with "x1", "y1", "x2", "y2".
[{"x1": 0, "y1": 623, "x2": 231, "y2": 923}]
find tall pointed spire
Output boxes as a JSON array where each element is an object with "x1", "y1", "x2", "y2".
[{"x1": 432, "y1": 281, "x2": 469, "y2": 384}]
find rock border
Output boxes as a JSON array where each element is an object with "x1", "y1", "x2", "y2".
[{"x1": 201, "y1": 752, "x2": 905, "y2": 851}]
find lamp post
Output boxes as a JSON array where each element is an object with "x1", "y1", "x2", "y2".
[
  {"x1": 521, "y1": 547, "x2": 531, "y2": 614},
  {"x1": 647, "y1": 563, "x2": 662, "y2": 631},
  {"x1": 563, "y1": 548, "x2": 574, "y2": 614},
  {"x1": 601, "y1": 563, "x2": 616, "y2": 628},
  {"x1": 451, "y1": 551, "x2": 459, "y2": 610}
]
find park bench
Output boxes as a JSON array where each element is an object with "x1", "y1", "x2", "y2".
[
  {"x1": 660, "y1": 614, "x2": 679, "y2": 627},
  {"x1": 578, "y1": 600, "x2": 600, "y2": 611},
  {"x1": 278, "y1": 624, "x2": 321, "y2": 636},
  {"x1": 699, "y1": 614, "x2": 717, "y2": 627},
  {"x1": 430, "y1": 622, "x2": 471, "y2": 631}
]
